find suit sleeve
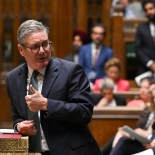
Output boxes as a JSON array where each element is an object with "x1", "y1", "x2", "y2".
[
  {"x1": 135, "y1": 25, "x2": 153, "y2": 66},
  {"x1": 107, "y1": 48, "x2": 113, "y2": 59},
  {"x1": 5, "y1": 74, "x2": 25, "y2": 127},
  {"x1": 46, "y1": 64, "x2": 94, "y2": 125},
  {"x1": 78, "y1": 47, "x2": 85, "y2": 67}
]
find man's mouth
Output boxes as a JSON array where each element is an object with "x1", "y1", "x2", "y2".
[{"x1": 39, "y1": 57, "x2": 47, "y2": 61}]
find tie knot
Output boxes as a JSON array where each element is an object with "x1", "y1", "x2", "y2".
[
  {"x1": 31, "y1": 70, "x2": 39, "y2": 79},
  {"x1": 29, "y1": 70, "x2": 39, "y2": 93}
]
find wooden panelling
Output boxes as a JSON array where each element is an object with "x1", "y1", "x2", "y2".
[
  {"x1": 89, "y1": 107, "x2": 142, "y2": 147},
  {"x1": 112, "y1": 16, "x2": 147, "y2": 79},
  {"x1": 50, "y1": 0, "x2": 73, "y2": 58},
  {"x1": 112, "y1": 15, "x2": 126, "y2": 78},
  {"x1": 76, "y1": 0, "x2": 88, "y2": 32},
  {"x1": 0, "y1": 84, "x2": 12, "y2": 123},
  {"x1": 102, "y1": 0, "x2": 112, "y2": 47},
  {"x1": 0, "y1": 0, "x2": 115, "y2": 73},
  {"x1": 114, "y1": 90, "x2": 140, "y2": 101},
  {"x1": 0, "y1": 0, "x2": 2, "y2": 71}
]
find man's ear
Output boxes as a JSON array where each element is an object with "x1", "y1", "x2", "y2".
[{"x1": 18, "y1": 44, "x2": 24, "y2": 56}]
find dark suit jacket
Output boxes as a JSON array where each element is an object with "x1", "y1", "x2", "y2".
[
  {"x1": 79, "y1": 43, "x2": 113, "y2": 82},
  {"x1": 6, "y1": 58, "x2": 101, "y2": 155},
  {"x1": 135, "y1": 22, "x2": 155, "y2": 75}
]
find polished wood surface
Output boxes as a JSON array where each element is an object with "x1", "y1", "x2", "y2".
[
  {"x1": 114, "y1": 90, "x2": 140, "y2": 101},
  {"x1": 0, "y1": 84, "x2": 12, "y2": 123},
  {"x1": 112, "y1": 15, "x2": 125, "y2": 78},
  {"x1": 89, "y1": 107, "x2": 143, "y2": 147}
]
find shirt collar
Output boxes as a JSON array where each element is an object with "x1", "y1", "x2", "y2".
[
  {"x1": 27, "y1": 65, "x2": 46, "y2": 78},
  {"x1": 91, "y1": 43, "x2": 101, "y2": 50}
]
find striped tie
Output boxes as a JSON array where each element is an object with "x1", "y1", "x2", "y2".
[{"x1": 28, "y1": 70, "x2": 41, "y2": 152}]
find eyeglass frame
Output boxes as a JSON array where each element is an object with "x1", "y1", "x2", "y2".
[{"x1": 20, "y1": 40, "x2": 52, "y2": 53}]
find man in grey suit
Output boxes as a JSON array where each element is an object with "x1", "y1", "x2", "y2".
[
  {"x1": 6, "y1": 20, "x2": 101, "y2": 155},
  {"x1": 135, "y1": 0, "x2": 155, "y2": 75}
]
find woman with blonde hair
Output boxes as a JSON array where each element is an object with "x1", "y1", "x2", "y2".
[{"x1": 92, "y1": 57, "x2": 130, "y2": 93}]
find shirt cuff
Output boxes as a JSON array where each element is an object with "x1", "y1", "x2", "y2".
[
  {"x1": 147, "y1": 134, "x2": 152, "y2": 140},
  {"x1": 14, "y1": 123, "x2": 19, "y2": 133},
  {"x1": 147, "y1": 60, "x2": 154, "y2": 68}
]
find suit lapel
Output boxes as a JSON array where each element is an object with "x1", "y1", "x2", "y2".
[
  {"x1": 17, "y1": 64, "x2": 28, "y2": 118},
  {"x1": 42, "y1": 59, "x2": 59, "y2": 97},
  {"x1": 145, "y1": 23, "x2": 154, "y2": 46},
  {"x1": 95, "y1": 45, "x2": 104, "y2": 66},
  {"x1": 88, "y1": 44, "x2": 93, "y2": 67}
]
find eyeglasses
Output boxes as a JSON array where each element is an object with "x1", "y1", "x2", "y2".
[
  {"x1": 21, "y1": 41, "x2": 52, "y2": 53},
  {"x1": 92, "y1": 32, "x2": 104, "y2": 36}
]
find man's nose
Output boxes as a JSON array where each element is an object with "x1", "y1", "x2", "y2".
[{"x1": 38, "y1": 46, "x2": 45, "y2": 54}]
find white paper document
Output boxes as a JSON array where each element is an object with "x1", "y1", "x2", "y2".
[
  {"x1": 0, "y1": 129, "x2": 17, "y2": 134},
  {"x1": 121, "y1": 125, "x2": 152, "y2": 144}
]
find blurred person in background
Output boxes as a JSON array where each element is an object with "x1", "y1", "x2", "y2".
[
  {"x1": 95, "y1": 77, "x2": 126, "y2": 107},
  {"x1": 108, "y1": 80, "x2": 155, "y2": 155},
  {"x1": 112, "y1": 0, "x2": 144, "y2": 18},
  {"x1": 127, "y1": 77, "x2": 153, "y2": 107},
  {"x1": 92, "y1": 57, "x2": 130, "y2": 93},
  {"x1": 135, "y1": 0, "x2": 155, "y2": 76},
  {"x1": 79, "y1": 23, "x2": 112, "y2": 84},
  {"x1": 64, "y1": 30, "x2": 88, "y2": 63},
  {"x1": 101, "y1": 77, "x2": 153, "y2": 155},
  {"x1": 133, "y1": 84, "x2": 155, "y2": 155}
]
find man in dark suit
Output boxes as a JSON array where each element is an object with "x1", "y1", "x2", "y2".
[
  {"x1": 79, "y1": 23, "x2": 113, "y2": 83},
  {"x1": 135, "y1": 0, "x2": 155, "y2": 75},
  {"x1": 6, "y1": 20, "x2": 101, "y2": 155}
]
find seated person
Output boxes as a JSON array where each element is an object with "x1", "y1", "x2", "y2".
[
  {"x1": 95, "y1": 77, "x2": 126, "y2": 107},
  {"x1": 127, "y1": 77, "x2": 152, "y2": 108},
  {"x1": 133, "y1": 84, "x2": 155, "y2": 155},
  {"x1": 92, "y1": 57, "x2": 130, "y2": 93},
  {"x1": 112, "y1": 0, "x2": 145, "y2": 18},
  {"x1": 101, "y1": 77, "x2": 153, "y2": 155},
  {"x1": 64, "y1": 29, "x2": 88, "y2": 63},
  {"x1": 107, "y1": 82, "x2": 155, "y2": 155}
]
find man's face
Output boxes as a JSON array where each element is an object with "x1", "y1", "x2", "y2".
[
  {"x1": 72, "y1": 35, "x2": 83, "y2": 52},
  {"x1": 18, "y1": 30, "x2": 51, "y2": 70},
  {"x1": 144, "y1": 3, "x2": 155, "y2": 22},
  {"x1": 139, "y1": 79, "x2": 150, "y2": 101},
  {"x1": 106, "y1": 66, "x2": 120, "y2": 82},
  {"x1": 91, "y1": 26, "x2": 105, "y2": 45},
  {"x1": 102, "y1": 89, "x2": 113, "y2": 102},
  {"x1": 120, "y1": 0, "x2": 129, "y2": 7}
]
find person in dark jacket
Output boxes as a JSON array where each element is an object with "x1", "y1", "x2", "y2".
[
  {"x1": 135, "y1": 0, "x2": 155, "y2": 75},
  {"x1": 6, "y1": 19, "x2": 101, "y2": 155}
]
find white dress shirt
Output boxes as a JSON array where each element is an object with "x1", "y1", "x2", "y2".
[
  {"x1": 91, "y1": 43, "x2": 101, "y2": 65},
  {"x1": 27, "y1": 66, "x2": 49, "y2": 152}
]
